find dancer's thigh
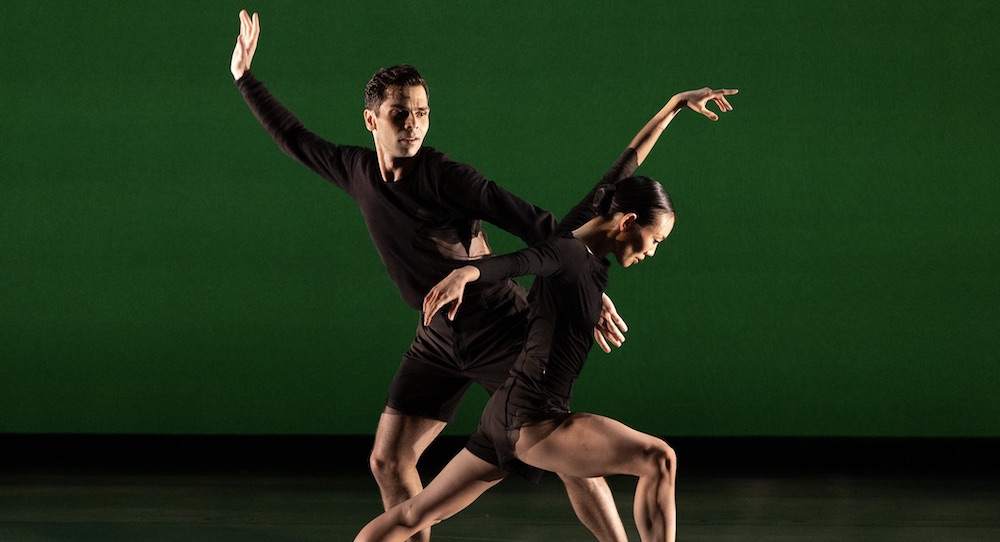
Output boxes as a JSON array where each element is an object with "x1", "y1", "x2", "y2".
[
  {"x1": 515, "y1": 413, "x2": 669, "y2": 479},
  {"x1": 406, "y1": 449, "x2": 507, "y2": 522}
]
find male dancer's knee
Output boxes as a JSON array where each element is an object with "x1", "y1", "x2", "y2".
[{"x1": 369, "y1": 446, "x2": 419, "y2": 487}]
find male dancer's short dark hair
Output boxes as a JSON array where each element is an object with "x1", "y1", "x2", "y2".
[{"x1": 364, "y1": 64, "x2": 429, "y2": 112}]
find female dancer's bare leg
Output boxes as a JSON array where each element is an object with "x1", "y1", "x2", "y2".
[
  {"x1": 354, "y1": 449, "x2": 506, "y2": 542},
  {"x1": 516, "y1": 413, "x2": 677, "y2": 542}
]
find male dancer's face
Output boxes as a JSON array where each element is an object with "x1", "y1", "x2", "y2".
[{"x1": 365, "y1": 84, "x2": 430, "y2": 160}]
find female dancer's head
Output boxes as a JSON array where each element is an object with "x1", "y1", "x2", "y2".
[{"x1": 593, "y1": 176, "x2": 675, "y2": 268}]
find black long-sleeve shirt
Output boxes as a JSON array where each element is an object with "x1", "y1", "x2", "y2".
[
  {"x1": 237, "y1": 71, "x2": 558, "y2": 310},
  {"x1": 472, "y1": 148, "x2": 638, "y2": 409}
]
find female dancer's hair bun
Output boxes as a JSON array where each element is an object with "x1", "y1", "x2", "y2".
[{"x1": 592, "y1": 184, "x2": 616, "y2": 215}]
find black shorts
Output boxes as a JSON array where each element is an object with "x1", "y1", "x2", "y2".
[
  {"x1": 464, "y1": 371, "x2": 565, "y2": 483},
  {"x1": 385, "y1": 280, "x2": 529, "y2": 422}
]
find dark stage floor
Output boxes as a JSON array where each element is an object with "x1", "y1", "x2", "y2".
[{"x1": 2, "y1": 436, "x2": 999, "y2": 541}]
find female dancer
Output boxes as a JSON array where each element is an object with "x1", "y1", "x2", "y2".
[{"x1": 355, "y1": 86, "x2": 737, "y2": 542}]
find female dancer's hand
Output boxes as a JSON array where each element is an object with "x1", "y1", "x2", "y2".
[
  {"x1": 423, "y1": 266, "x2": 481, "y2": 326},
  {"x1": 671, "y1": 88, "x2": 738, "y2": 121},
  {"x1": 630, "y1": 86, "x2": 738, "y2": 164}
]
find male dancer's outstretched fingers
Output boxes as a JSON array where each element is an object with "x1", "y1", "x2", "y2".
[
  {"x1": 594, "y1": 330, "x2": 610, "y2": 353},
  {"x1": 602, "y1": 293, "x2": 628, "y2": 335},
  {"x1": 230, "y1": 9, "x2": 260, "y2": 80},
  {"x1": 594, "y1": 293, "x2": 627, "y2": 353},
  {"x1": 241, "y1": 10, "x2": 260, "y2": 52}
]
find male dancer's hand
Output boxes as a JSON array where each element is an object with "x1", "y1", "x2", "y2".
[
  {"x1": 594, "y1": 293, "x2": 628, "y2": 353},
  {"x1": 231, "y1": 10, "x2": 260, "y2": 80}
]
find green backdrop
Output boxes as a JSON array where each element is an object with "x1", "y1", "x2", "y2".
[{"x1": 2, "y1": 1, "x2": 997, "y2": 437}]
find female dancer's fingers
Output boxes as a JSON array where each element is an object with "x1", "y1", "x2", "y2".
[
  {"x1": 423, "y1": 293, "x2": 440, "y2": 326},
  {"x1": 446, "y1": 298, "x2": 462, "y2": 322},
  {"x1": 698, "y1": 105, "x2": 719, "y2": 121}
]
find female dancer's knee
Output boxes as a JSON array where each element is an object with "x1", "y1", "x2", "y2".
[{"x1": 640, "y1": 439, "x2": 677, "y2": 479}]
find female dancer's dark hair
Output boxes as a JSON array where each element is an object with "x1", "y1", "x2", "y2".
[{"x1": 593, "y1": 175, "x2": 675, "y2": 225}]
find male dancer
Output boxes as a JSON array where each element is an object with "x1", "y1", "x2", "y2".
[{"x1": 230, "y1": 10, "x2": 627, "y2": 542}]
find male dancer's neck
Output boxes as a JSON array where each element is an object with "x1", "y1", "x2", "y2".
[{"x1": 376, "y1": 148, "x2": 417, "y2": 183}]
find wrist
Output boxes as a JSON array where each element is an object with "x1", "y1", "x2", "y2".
[
  {"x1": 656, "y1": 98, "x2": 682, "y2": 125},
  {"x1": 460, "y1": 266, "x2": 481, "y2": 282}
]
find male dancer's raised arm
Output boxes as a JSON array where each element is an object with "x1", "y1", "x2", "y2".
[
  {"x1": 229, "y1": 9, "x2": 627, "y2": 350},
  {"x1": 230, "y1": 10, "x2": 257, "y2": 81}
]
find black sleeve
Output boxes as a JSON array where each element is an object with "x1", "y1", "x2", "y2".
[
  {"x1": 438, "y1": 160, "x2": 558, "y2": 246},
  {"x1": 236, "y1": 71, "x2": 364, "y2": 194},
  {"x1": 472, "y1": 236, "x2": 582, "y2": 283},
  {"x1": 558, "y1": 148, "x2": 639, "y2": 231}
]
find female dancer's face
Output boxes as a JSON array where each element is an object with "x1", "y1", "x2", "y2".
[{"x1": 615, "y1": 212, "x2": 675, "y2": 268}]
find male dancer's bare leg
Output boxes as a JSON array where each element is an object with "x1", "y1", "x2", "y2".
[
  {"x1": 369, "y1": 408, "x2": 446, "y2": 542},
  {"x1": 370, "y1": 409, "x2": 627, "y2": 542},
  {"x1": 559, "y1": 473, "x2": 629, "y2": 542}
]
